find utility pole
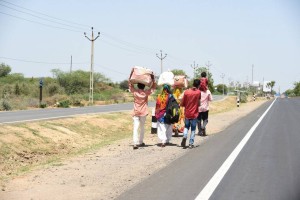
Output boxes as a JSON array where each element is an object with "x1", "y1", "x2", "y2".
[
  {"x1": 39, "y1": 78, "x2": 44, "y2": 107},
  {"x1": 70, "y1": 55, "x2": 72, "y2": 73},
  {"x1": 84, "y1": 27, "x2": 100, "y2": 104},
  {"x1": 191, "y1": 61, "x2": 198, "y2": 79},
  {"x1": 252, "y1": 64, "x2": 254, "y2": 85},
  {"x1": 205, "y1": 61, "x2": 212, "y2": 80},
  {"x1": 221, "y1": 73, "x2": 225, "y2": 95},
  {"x1": 156, "y1": 50, "x2": 167, "y2": 74}
]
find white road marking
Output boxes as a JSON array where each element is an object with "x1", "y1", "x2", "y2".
[{"x1": 195, "y1": 98, "x2": 277, "y2": 200}]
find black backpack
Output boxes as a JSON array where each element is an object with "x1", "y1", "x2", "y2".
[{"x1": 164, "y1": 94, "x2": 180, "y2": 124}]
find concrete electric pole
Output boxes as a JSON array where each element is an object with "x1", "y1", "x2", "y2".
[
  {"x1": 70, "y1": 55, "x2": 72, "y2": 73},
  {"x1": 221, "y1": 73, "x2": 225, "y2": 95},
  {"x1": 84, "y1": 27, "x2": 100, "y2": 104},
  {"x1": 156, "y1": 50, "x2": 167, "y2": 74},
  {"x1": 191, "y1": 61, "x2": 198, "y2": 79},
  {"x1": 205, "y1": 61, "x2": 212, "y2": 80},
  {"x1": 252, "y1": 64, "x2": 254, "y2": 85}
]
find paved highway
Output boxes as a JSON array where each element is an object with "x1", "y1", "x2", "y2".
[
  {"x1": 117, "y1": 97, "x2": 300, "y2": 200},
  {"x1": 0, "y1": 95, "x2": 224, "y2": 124}
]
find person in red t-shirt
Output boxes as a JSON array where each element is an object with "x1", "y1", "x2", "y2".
[{"x1": 180, "y1": 79, "x2": 201, "y2": 148}]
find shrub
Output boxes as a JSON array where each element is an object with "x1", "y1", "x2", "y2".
[
  {"x1": 0, "y1": 99, "x2": 12, "y2": 111},
  {"x1": 70, "y1": 95, "x2": 84, "y2": 107},
  {"x1": 26, "y1": 98, "x2": 40, "y2": 108},
  {"x1": 1, "y1": 84, "x2": 13, "y2": 98},
  {"x1": 39, "y1": 102, "x2": 47, "y2": 108},
  {"x1": 240, "y1": 93, "x2": 248, "y2": 103},
  {"x1": 119, "y1": 80, "x2": 129, "y2": 90},
  {"x1": 15, "y1": 83, "x2": 20, "y2": 96},
  {"x1": 58, "y1": 100, "x2": 70, "y2": 108},
  {"x1": 47, "y1": 83, "x2": 64, "y2": 96}
]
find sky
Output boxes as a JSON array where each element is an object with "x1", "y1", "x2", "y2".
[{"x1": 0, "y1": 0, "x2": 299, "y2": 92}]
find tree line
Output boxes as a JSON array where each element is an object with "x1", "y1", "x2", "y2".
[{"x1": 1, "y1": 62, "x2": 299, "y2": 111}]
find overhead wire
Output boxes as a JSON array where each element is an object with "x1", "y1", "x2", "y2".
[
  {"x1": 0, "y1": 0, "x2": 206, "y2": 77},
  {"x1": 0, "y1": 0, "x2": 90, "y2": 28},
  {"x1": 0, "y1": 0, "x2": 181, "y2": 61},
  {"x1": 0, "y1": 11, "x2": 82, "y2": 33},
  {"x1": 0, "y1": 3, "x2": 85, "y2": 31},
  {"x1": 0, "y1": 56, "x2": 88, "y2": 65},
  {"x1": 94, "y1": 63, "x2": 128, "y2": 76}
]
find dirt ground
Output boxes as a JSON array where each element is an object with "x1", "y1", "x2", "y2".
[{"x1": 0, "y1": 99, "x2": 267, "y2": 200}]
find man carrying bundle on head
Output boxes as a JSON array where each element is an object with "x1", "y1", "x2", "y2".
[{"x1": 129, "y1": 66, "x2": 156, "y2": 150}]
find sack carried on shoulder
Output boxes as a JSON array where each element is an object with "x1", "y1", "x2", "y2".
[{"x1": 129, "y1": 66, "x2": 154, "y2": 87}]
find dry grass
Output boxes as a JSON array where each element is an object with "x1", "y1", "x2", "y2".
[
  {"x1": 0, "y1": 112, "x2": 150, "y2": 184},
  {"x1": 210, "y1": 96, "x2": 237, "y2": 114},
  {"x1": 0, "y1": 96, "x2": 239, "y2": 184}
]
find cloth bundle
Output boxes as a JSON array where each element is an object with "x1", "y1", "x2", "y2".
[
  {"x1": 158, "y1": 71, "x2": 174, "y2": 86},
  {"x1": 173, "y1": 75, "x2": 188, "y2": 88},
  {"x1": 129, "y1": 66, "x2": 154, "y2": 87}
]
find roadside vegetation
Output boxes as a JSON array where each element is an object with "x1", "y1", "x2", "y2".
[
  {"x1": 0, "y1": 63, "x2": 132, "y2": 111},
  {"x1": 0, "y1": 61, "x2": 289, "y2": 186},
  {"x1": 3, "y1": 62, "x2": 296, "y2": 112},
  {"x1": 0, "y1": 96, "x2": 241, "y2": 185}
]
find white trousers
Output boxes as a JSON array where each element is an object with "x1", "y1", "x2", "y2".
[
  {"x1": 157, "y1": 121, "x2": 173, "y2": 144},
  {"x1": 133, "y1": 116, "x2": 147, "y2": 145}
]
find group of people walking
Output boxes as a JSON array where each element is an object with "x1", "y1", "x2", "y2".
[{"x1": 129, "y1": 72, "x2": 212, "y2": 150}]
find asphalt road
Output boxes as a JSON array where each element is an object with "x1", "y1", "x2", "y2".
[
  {"x1": 117, "y1": 97, "x2": 300, "y2": 200},
  {"x1": 0, "y1": 95, "x2": 224, "y2": 124},
  {"x1": 0, "y1": 102, "x2": 139, "y2": 124}
]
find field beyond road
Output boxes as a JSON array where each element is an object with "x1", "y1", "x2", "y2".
[{"x1": 0, "y1": 96, "x2": 268, "y2": 199}]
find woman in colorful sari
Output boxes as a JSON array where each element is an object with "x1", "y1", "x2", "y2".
[{"x1": 155, "y1": 84, "x2": 172, "y2": 147}]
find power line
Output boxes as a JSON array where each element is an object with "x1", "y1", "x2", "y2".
[
  {"x1": 0, "y1": 56, "x2": 129, "y2": 76},
  {"x1": 101, "y1": 32, "x2": 157, "y2": 55},
  {"x1": 0, "y1": 3, "x2": 85, "y2": 31},
  {"x1": 0, "y1": 11, "x2": 82, "y2": 32},
  {"x1": 0, "y1": 0, "x2": 90, "y2": 28},
  {"x1": 101, "y1": 39, "x2": 154, "y2": 55},
  {"x1": 0, "y1": 0, "x2": 192, "y2": 64},
  {"x1": 0, "y1": 0, "x2": 207, "y2": 76},
  {"x1": 0, "y1": 56, "x2": 88, "y2": 65},
  {"x1": 94, "y1": 63, "x2": 128, "y2": 76}
]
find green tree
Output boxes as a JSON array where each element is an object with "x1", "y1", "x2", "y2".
[
  {"x1": 0, "y1": 63, "x2": 11, "y2": 77},
  {"x1": 171, "y1": 69, "x2": 187, "y2": 76},
  {"x1": 119, "y1": 80, "x2": 129, "y2": 90},
  {"x1": 51, "y1": 69, "x2": 111, "y2": 95},
  {"x1": 267, "y1": 81, "x2": 276, "y2": 94},
  {"x1": 293, "y1": 81, "x2": 300, "y2": 96},
  {"x1": 216, "y1": 84, "x2": 228, "y2": 94},
  {"x1": 285, "y1": 89, "x2": 294, "y2": 97}
]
